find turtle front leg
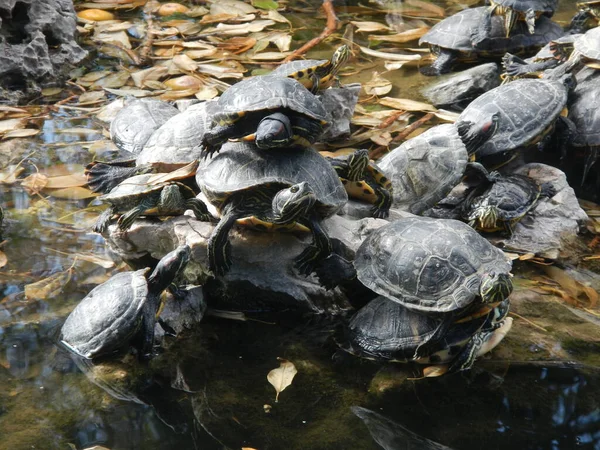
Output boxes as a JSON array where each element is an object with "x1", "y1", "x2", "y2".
[
  {"x1": 291, "y1": 115, "x2": 325, "y2": 147},
  {"x1": 208, "y1": 204, "x2": 242, "y2": 276},
  {"x1": 93, "y1": 205, "x2": 117, "y2": 233},
  {"x1": 371, "y1": 185, "x2": 393, "y2": 219},
  {"x1": 413, "y1": 318, "x2": 452, "y2": 359},
  {"x1": 138, "y1": 294, "x2": 161, "y2": 360},
  {"x1": 186, "y1": 198, "x2": 212, "y2": 222},
  {"x1": 294, "y1": 213, "x2": 332, "y2": 277},
  {"x1": 420, "y1": 49, "x2": 458, "y2": 76},
  {"x1": 117, "y1": 195, "x2": 158, "y2": 231}
]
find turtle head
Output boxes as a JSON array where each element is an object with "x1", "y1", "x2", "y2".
[
  {"x1": 159, "y1": 184, "x2": 184, "y2": 211},
  {"x1": 147, "y1": 245, "x2": 191, "y2": 294},
  {"x1": 479, "y1": 271, "x2": 513, "y2": 305},
  {"x1": 467, "y1": 201, "x2": 500, "y2": 231},
  {"x1": 347, "y1": 149, "x2": 370, "y2": 181},
  {"x1": 272, "y1": 182, "x2": 316, "y2": 224},
  {"x1": 331, "y1": 45, "x2": 351, "y2": 75},
  {"x1": 457, "y1": 112, "x2": 500, "y2": 155},
  {"x1": 255, "y1": 113, "x2": 293, "y2": 149}
]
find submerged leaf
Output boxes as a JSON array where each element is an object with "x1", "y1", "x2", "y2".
[
  {"x1": 21, "y1": 173, "x2": 49, "y2": 195},
  {"x1": 364, "y1": 72, "x2": 392, "y2": 96},
  {"x1": 24, "y1": 267, "x2": 75, "y2": 300},
  {"x1": 267, "y1": 358, "x2": 297, "y2": 402},
  {"x1": 252, "y1": 0, "x2": 278, "y2": 9}
]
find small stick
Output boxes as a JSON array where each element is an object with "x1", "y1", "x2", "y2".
[
  {"x1": 509, "y1": 311, "x2": 548, "y2": 332},
  {"x1": 369, "y1": 112, "x2": 434, "y2": 159},
  {"x1": 282, "y1": 0, "x2": 339, "y2": 63},
  {"x1": 138, "y1": 1, "x2": 157, "y2": 65}
]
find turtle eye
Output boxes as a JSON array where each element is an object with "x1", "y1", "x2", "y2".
[{"x1": 290, "y1": 185, "x2": 299, "y2": 193}]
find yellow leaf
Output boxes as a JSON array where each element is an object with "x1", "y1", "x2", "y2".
[
  {"x1": 77, "y1": 9, "x2": 115, "y2": 21},
  {"x1": 2, "y1": 129, "x2": 39, "y2": 139},
  {"x1": 24, "y1": 267, "x2": 74, "y2": 300},
  {"x1": 422, "y1": 365, "x2": 448, "y2": 377},
  {"x1": 0, "y1": 251, "x2": 7, "y2": 269},
  {"x1": 21, "y1": 173, "x2": 49, "y2": 195},
  {"x1": 44, "y1": 173, "x2": 89, "y2": 189},
  {"x1": 43, "y1": 186, "x2": 99, "y2": 199},
  {"x1": 368, "y1": 27, "x2": 429, "y2": 43},
  {"x1": 351, "y1": 21, "x2": 390, "y2": 33},
  {"x1": 363, "y1": 72, "x2": 392, "y2": 96},
  {"x1": 379, "y1": 97, "x2": 437, "y2": 112},
  {"x1": 267, "y1": 358, "x2": 297, "y2": 402},
  {"x1": 158, "y1": 3, "x2": 190, "y2": 16},
  {"x1": 0, "y1": 165, "x2": 24, "y2": 184},
  {"x1": 359, "y1": 46, "x2": 421, "y2": 62}
]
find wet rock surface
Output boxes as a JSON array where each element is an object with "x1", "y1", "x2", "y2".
[
  {"x1": 319, "y1": 83, "x2": 361, "y2": 141},
  {"x1": 0, "y1": 0, "x2": 87, "y2": 103}
]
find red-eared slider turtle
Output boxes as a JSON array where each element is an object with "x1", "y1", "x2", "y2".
[
  {"x1": 196, "y1": 141, "x2": 348, "y2": 283},
  {"x1": 376, "y1": 124, "x2": 493, "y2": 215},
  {"x1": 355, "y1": 217, "x2": 513, "y2": 357},
  {"x1": 545, "y1": 27, "x2": 600, "y2": 79},
  {"x1": 327, "y1": 149, "x2": 394, "y2": 219},
  {"x1": 473, "y1": 0, "x2": 558, "y2": 45},
  {"x1": 340, "y1": 296, "x2": 512, "y2": 373},
  {"x1": 419, "y1": 7, "x2": 563, "y2": 76},
  {"x1": 270, "y1": 45, "x2": 351, "y2": 93},
  {"x1": 60, "y1": 245, "x2": 191, "y2": 360},
  {"x1": 570, "y1": 0, "x2": 600, "y2": 33},
  {"x1": 199, "y1": 76, "x2": 330, "y2": 157},
  {"x1": 460, "y1": 172, "x2": 554, "y2": 234},
  {"x1": 87, "y1": 102, "x2": 210, "y2": 193},
  {"x1": 94, "y1": 172, "x2": 210, "y2": 233},
  {"x1": 455, "y1": 75, "x2": 573, "y2": 164}
]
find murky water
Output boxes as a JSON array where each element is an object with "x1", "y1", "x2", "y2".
[{"x1": 1, "y1": 0, "x2": 600, "y2": 449}]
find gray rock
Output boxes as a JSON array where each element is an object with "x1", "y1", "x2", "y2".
[
  {"x1": 319, "y1": 83, "x2": 361, "y2": 141},
  {"x1": 421, "y1": 63, "x2": 501, "y2": 111},
  {"x1": 0, "y1": 0, "x2": 87, "y2": 103},
  {"x1": 157, "y1": 285, "x2": 207, "y2": 336},
  {"x1": 103, "y1": 213, "x2": 388, "y2": 313}
]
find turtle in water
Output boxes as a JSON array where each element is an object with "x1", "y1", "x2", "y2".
[
  {"x1": 472, "y1": 0, "x2": 558, "y2": 45},
  {"x1": 340, "y1": 295, "x2": 512, "y2": 373},
  {"x1": 270, "y1": 45, "x2": 351, "y2": 93},
  {"x1": 460, "y1": 172, "x2": 555, "y2": 235},
  {"x1": 60, "y1": 245, "x2": 191, "y2": 360},
  {"x1": 418, "y1": 7, "x2": 563, "y2": 76},
  {"x1": 327, "y1": 149, "x2": 394, "y2": 219},
  {"x1": 355, "y1": 217, "x2": 513, "y2": 358},
  {"x1": 195, "y1": 141, "x2": 350, "y2": 286},
  {"x1": 199, "y1": 76, "x2": 330, "y2": 158},
  {"x1": 455, "y1": 75, "x2": 574, "y2": 166},
  {"x1": 93, "y1": 171, "x2": 210, "y2": 233},
  {"x1": 87, "y1": 102, "x2": 210, "y2": 194}
]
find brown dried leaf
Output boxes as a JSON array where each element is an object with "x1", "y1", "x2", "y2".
[
  {"x1": 406, "y1": 0, "x2": 445, "y2": 17},
  {"x1": 267, "y1": 9, "x2": 290, "y2": 24},
  {"x1": 21, "y1": 173, "x2": 49, "y2": 195},
  {"x1": 172, "y1": 54, "x2": 199, "y2": 72},
  {"x1": 44, "y1": 173, "x2": 88, "y2": 189},
  {"x1": 368, "y1": 26, "x2": 429, "y2": 43},
  {"x1": 43, "y1": 186, "x2": 99, "y2": 199},
  {"x1": 91, "y1": 70, "x2": 131, "y2": 88},
  {"x1": 131, "y1": 66, "x2": 169, "y2": 88},
  {"x1": 351, "y1": 21, "x2": 390, "y2": 33},
  {"x1": 422, "y1": 365, "x2": 448, "y2": 377},
  {"x1": 210, "y1": 0, "x2": 257, "y2": 16},
  {"x1": 195, "y1": 86, "x2": 219, "y2": 100},
  {"x1": 164, "y1": 75, "x2": 204, "y2": 91},
  {"x1": 0, "y1": 118, "x2": 27, "y2": 134},
  {"x1": 363, "y1": 72, "x2": 392, "y2": 96},
  {"x1": 24, "y1": 267, "x2": 74, "y2": 301},
  {"x1": 0, "y1": 251, "x2": 7, "y2": 269},
  {"x1": 379, "y1": 97, "x2": 437, "y2": 112},
  {"x1": 359, "y1": 46, "x2": 421, "y2": 61},
  {"x1": 2, "y1": 129, "x2": 40, "y2": 139},
  {"x1": 267, "y1": 358, "x2": 297, "y2": 402},
  {"x1": 157, "y1": 2, "x2": 190, "y2": 16},
  {"x1": 0, "y1": 165, "x2": 24, "y2": 184}
]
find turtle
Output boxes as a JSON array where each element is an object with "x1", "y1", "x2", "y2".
[
  {"x1": 340, "y1": 295, "x2": 512, "y2": 373},
  {"x1": 460, "y1": 172, "x2": 554, "y2": 234},
  {"x1": 544, "y1": 26, "x2": 600, "y2": 80},
  {"x1": 87, "y1": 102, "x2": 210, "y2": 194},
  {"x1": 270, "y1": 45, "x2": 351, "y2": 93},
  {"x1": 93, "y1": 172, "x2": 210, "y2": 234},
  {"x1": 472, "y1": 0, "x2": 558, "y2": 46},
  {"x1": 418, "y1": 7, "x2": 563, "y2": 76},
  {"x1": 569, "y1": 0, "x2": 600, "y2": 33},
  {"x1": 195, "y1": 141, "x2": 349, "y2": 283},
  {"x1": 502, "y1": 34, "x2": 582, "y2": 81},
  {"x1": 376, "y1": 124, "x2": 494, "y2": 215},
  {"x1": 354, "y1": 216, "x2": 513, "y2": 358},
  {"x1": 60, "y1": 245, "x2": 191, "y2": 360},
  {"x1": 327, "y1": 149, "x2": 394, "y2": 219},
  {"x1": 455, "y1": 75, "x2": 574, "y2": 165},
  {"x1": 198, "y1": 76, "x2": 330, "y2": 158}
]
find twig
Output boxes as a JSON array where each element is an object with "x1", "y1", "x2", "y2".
[
  {"x1": 369, "y1": 112, "x2": 435, "y2": 159},
  {"x1": 282, "y1": 0, "x2": 339, "y2": 63},
  {"x1": 509, "y1": 311, "x2": 548, "y2": 332},
  {"x1": 137, "y1": 1, "x2": 157, "y2": 65}
]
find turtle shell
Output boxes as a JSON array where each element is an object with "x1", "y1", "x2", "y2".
[
  {"x1": 197, "y1": 141, "x2": 347, "y2": 217},
  {"x1": 110, "y1": 99, "x2": 179, "y2": 154},
  {"x1": 60, "y1": 269, "x2": 149, "y2": 359},
  {"x1": 355, "y1": 217, "x2": 512, "y2": 314},
  {"x1": 568, "y1": 67, "x2": 600, "y2": 146},
  {"x1": 463, "y1": 173, "x2": 542, "y2": 223},
  {"x1": 419, "y1": 7, "x2": 562, "y2": 54},
  {"x1": 575, "y1": 26, "x2": 600, "y2": 61},
  {"x1": 456, "y1": 77, "x2": 569, "y2": 158},
  {"x1": 343, "y1": 295, "x2": 490, "y2": 362},
  {"x1": 377, "y1": 124, "x2": 468, "y2": 215},
  {"x1": 492, "y1": 0, "x2": 557, "y2": 14},
  {"x1": 210, "y1": 76, "x2": 330, "y2": 125},
  {"x1": 271, "y1": 59, "x2": 330, "y2": 79}
]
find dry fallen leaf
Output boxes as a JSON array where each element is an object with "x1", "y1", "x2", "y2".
[
  {"x1": 379, "y1": 97, "x2": 437, "y2": 112},
  {"x1": 21, "y1": 173, "x2": 49, "y2": 195},
  {"x1": 0, "y1": 251, "x2": 7, "y2": 269},
  {"x1": 24, "y1": 267, "x2": 75, "y2": 300},
  {"x1": 422, "y1": 365, "x2": 448, "y2": 377},
  {"x1": 267, "y1": 358, "x2": 297, "y2": 402},
  {"x1": 351, "y1": 21, "x2": 390, "y2": 33},
  {"x1": 363, "y1": 72, "x2": 392, "y2": 96}
]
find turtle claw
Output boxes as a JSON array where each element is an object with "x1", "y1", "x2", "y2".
[
  {"x1": 294, "y1": 245, "x2": 322, "y2": 276},
  {"x1": 419, "y1": 65, "x2": 443, "y2": 77},
  {"x1": 371, "y1": 206, "x2": 390, "y2": 219}
]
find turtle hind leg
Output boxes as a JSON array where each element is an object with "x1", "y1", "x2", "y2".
[
  {"x1": 582, "y1": 147, "x2": 599, "y2": 188},
  {"x1": 93, "y1": 205, "x2": 116, "y2": 233},
  {"x1": 116, "y1": 195, "x2": 158, "y2": 231},
  {"x1": 413, "y1": 318, "x2": 452, "y2": 359},
  {"x1": 313, "y1": 253, "x2": 356, "y2": 290},
  {"x1": 370, "y1": 184, "x2": 393, "y2": 219},
  {"x1": 208, "y1": 205, "x2": 242, "y2": 276},
  {"x1": 138, "y1": 295, "x2": 161, "y2": 360},
  {"x1": 85, "y1": 161, "x2": 144, "y2": 194},
  {"x1": 420, "y1": 50, "x2": 456, "y2": 76},
  {"x1": 185, "y1": 198, "x2": 212, "y2": 222},
  {"x1": 294, "y1": 213, "x2": 332, "y2": 277}
]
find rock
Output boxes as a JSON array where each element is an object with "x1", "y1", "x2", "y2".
[
  {"x1": 157, "y1": 285, "x2": 207, "y2": 337},
  {"x1": 319, "y1": 83, "x2": 361, "y2": 141},
  {"x1": 103, "y1": 213, "x2": 388, "y2": 314},
  {"x1": 0, "y1": 0, "x2": 87, "y2": 103},
  {"x1": 421, "y1": 63, "x2": 501, "y2": 111}
]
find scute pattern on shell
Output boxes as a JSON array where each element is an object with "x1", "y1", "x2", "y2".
[
  {"x1": 419, "y1": 7, "x2": 563, "y2": 53},
  {"x1": 197, "y1": 141, "x2": 347, "y2": 217},
  {"x1": 271, "y1": 59, "x2": 329, "y2": 77},
  {"x1": 355, "y1": 217, "x2": 512, "y2": 313},
  {"x1": 213, "y1": 75, "x2": 330, "y2": 123},
  {"x1": 576, "y1": 27, "x2": 600, "y2": 60},
  {"x1": 60, "y1": 270, "x2": 149, "y2": 358},
  {"x1": 99, "y1": 173, "x2": 167, "y2": 209},
  {"x1": 457, "y1": 78, "x2": 568, "y2": 157}
]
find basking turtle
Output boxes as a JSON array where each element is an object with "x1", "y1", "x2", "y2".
[
  {"x1": 460, "y1": 172, "x2": 554, "y2": 234},
  {"x1": 455, "y1": 75, "x2": 573, "y2": 164},
  {"x1": 355, "y1": 217, "x2": 513, "y2": 357},
  {"x1": 341, "y1": 295, "x2": 512, "y2": 373},
  {"x1": 270, "y1": 45, "x2": 351, "y2": 93},
  {"x1": 199, "y1": 76, "x2": 330, "y2": 157},
  {"x1": 327, "y1": 149, "x2": 393, "y2": 219},
  {"x1": 195, "y1": 141, "x2": 348, "y2": 282},
  {"x1": 569, "y1": 0, "x2": 600, "y2": 33},
  {"x1": 87, "y1": 102, "x2": 210, "y2": 193},
  {"x1": 502, "y1": 34, "x2": 581, "y2": 81},
  {"x1": 545, "y1": 27, "x2": 600, "y2": 79},
  {"x1": 419, "y1": 7, "x2": 563, "y2": 76},
  {"x1": 94, "y1": 172, "x2": 210, "y2": 233},
  {"x1": 473, "y1": 0, "x2": 558, "y2": 45},
  {"x1": 60, "y1": 245, "x2": 191, "y2": 360}
]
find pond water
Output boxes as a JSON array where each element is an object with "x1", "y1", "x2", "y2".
[{"x1": 1, "y1": 0, "x2": 600, "y2": 449}]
